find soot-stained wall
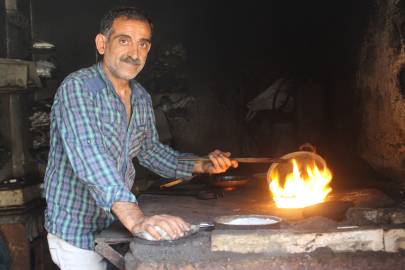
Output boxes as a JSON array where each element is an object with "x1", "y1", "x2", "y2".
[{"x1": 355, "y1": 0, "x2": 405, "y2": 181}]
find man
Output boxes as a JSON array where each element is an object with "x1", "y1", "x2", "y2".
[{"x1": 44, "y1": 6, "x2": 238, "y2": 269}]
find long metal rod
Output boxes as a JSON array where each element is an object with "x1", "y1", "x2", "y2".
[{"x1": 176, "y1": 156, "x2": 287, "y2": 163}]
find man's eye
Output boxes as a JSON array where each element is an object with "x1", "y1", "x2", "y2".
[
  {"x1": 120, "y1": 40, "x2": 128, "y2": 44},
  {"x1": 140, "y1": 43, "x2": 147, "y2": 48}
]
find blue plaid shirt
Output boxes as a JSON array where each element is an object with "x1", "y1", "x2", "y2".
[{"x1": 44, "y1": 62, "x2": 195, "y2": 250}]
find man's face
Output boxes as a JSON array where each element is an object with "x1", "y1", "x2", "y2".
[{"x1": 99, "y1": 18, "x2": 152, "y2": 81}]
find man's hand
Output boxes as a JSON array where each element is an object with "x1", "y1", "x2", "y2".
[
  {"x1": 132, "y1": 214, "x2": 190, "y2": 240},
  {"x1": 111, "y1": 202, "x2": 189, "y2": 240},
  {"x1": 193, "y1": 150, "x2": 238, "y2": 174}
]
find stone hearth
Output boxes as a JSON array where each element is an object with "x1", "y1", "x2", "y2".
[{"x1": 95, "y1": 180, "x2": 405, "y2": 269}]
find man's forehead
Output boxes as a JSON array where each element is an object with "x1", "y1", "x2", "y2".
[{"x1": 110, "y1": 18, "x2": 151, "y2": 39}]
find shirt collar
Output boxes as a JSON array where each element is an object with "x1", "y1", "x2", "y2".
[{"x1": 96, "y1": 61, "x2": 142, "y2": 102}]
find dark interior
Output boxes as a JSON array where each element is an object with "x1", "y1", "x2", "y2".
[
  {"x1": 2, "y1": 0, "x2": 405, "y2": 268},
  {"x1": 2, "y1": 0, "x2": 405, "y2": 201}
]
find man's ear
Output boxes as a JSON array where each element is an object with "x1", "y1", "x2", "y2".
[{"x1": 95, "y1": 34, "x2": 107, "y2": 55}]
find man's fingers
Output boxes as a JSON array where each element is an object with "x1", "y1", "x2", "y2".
[
  {"x1": 143, "y1": 224, "x2": 162, "y2": 240},
  {"x1": 231, "y1": 160, "x2": 238, "y2": 168},
  {"x1": 204, "y1": 150, "x2": 237, "y2": 174},
  {"x1": 171, "y1": 215, "x2": 190, "y2": 231},
  {"x1": 155, "y1": 219, "x2": 180, "y2": 239},
  {"x1": 209, "y1": 149, "x2": 222, "y2": 156},
  {"x1": 209, "y1": 154, "x2": 219, "y2": 171},
  {"x1": 158, "y1": 216, "x2": 183, "y2": 238},
  {"x1": 209, "y1": 154, "x2": 223, "y2": 172},
  {"x1": 211, "y1": 153, "x2": 234, "y2": 172},
  {"x1": 161, "y1": 215, "x2": 190, "y2": 236},
  {"x1": 215, "y1": 154, "x2": 228, "y2": 170},
  {"x1": 220, "y1": 153, "x2": 232, "y2": 167}
]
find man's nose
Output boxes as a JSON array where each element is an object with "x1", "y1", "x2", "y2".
[{"x1": 128, "y1": 44, "x2": 139, "y2": 59}]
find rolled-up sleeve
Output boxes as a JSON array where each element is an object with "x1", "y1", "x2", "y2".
[
  {"x1": 137, "y1": 101, "x2": 196, "y2": 179},
  {"x1": 54, "y1": 79, "x2": 136, "y2": 219}
]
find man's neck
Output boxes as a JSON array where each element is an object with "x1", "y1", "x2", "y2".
[{"x1": 101, "y1": 61, "x2": 131, "y2": 97}]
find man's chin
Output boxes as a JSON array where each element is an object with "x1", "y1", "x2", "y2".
[
  {"x1": 116, "y1": 69, "x2": 141, "y2": 80},
  {"x1": 119, "y1": 65, "x2": 143, "y2": 80}
]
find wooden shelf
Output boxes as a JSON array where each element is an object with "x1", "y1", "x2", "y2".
[
  {"x1": 0, "y1": 88, "x2": 39, "y2": 94},
  {"x1": 24, "y1": 48, "x2": 55, "y2": 54}
]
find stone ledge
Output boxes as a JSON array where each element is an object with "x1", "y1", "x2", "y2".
[
  {"x1": 211, "y1": 227, "x2": 394, "y2": 254},
  {"x1": 384, "y1": 228, "x2": 405, "y2": 252}
]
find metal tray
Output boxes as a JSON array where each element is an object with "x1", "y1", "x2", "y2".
[{"x1": 213, "y1": 214, "x2": 282, "y2": 230}]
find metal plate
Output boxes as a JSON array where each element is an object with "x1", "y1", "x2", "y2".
[{"x1": 213, "y1": 215, "x2": 281, "y2": 230}]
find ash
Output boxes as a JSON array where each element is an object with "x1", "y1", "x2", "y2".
[
  {"x1": 289, "y1": 215, "x2": 376, "y2": 231},
  {"x1": 337, "y1": 215, "x2": 377, "y2": 227},
  {"x1": 290, "y1": 216, "x2": 337, "y2": 230}
]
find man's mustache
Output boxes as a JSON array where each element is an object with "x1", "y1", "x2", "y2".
[{"x1": 120, "y1": 56, "x2": 142, "y2": 66}]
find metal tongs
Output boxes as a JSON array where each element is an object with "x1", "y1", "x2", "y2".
[{"x1": 176, "y1": 156, "x2": 287, "y2": 163}]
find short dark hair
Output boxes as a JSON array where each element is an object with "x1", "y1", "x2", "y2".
[{"x1": 99, "y1": 6, "x2": 153, "y2": 41}]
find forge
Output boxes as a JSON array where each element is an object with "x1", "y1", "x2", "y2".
[{"x1": 94, "y1": 165, "x2": 405, "y2": 269}]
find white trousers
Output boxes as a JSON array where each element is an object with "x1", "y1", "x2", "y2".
[{"x1": 47, "y1": 233, "x2": 108, "y2": 270}]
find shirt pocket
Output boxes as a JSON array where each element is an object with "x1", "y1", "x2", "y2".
[
  {"x1": 101, "y1": 120, "x2": 125, "y2": 155},
  {"x1": 102, "y1": 121, "x2": 123, "y2": 137},
  {"x1": 129, "y1": 125, "x2": 147, "y2": 158}
]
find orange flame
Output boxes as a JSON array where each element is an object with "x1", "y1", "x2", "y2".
[{"x1": 270, "y1": 159, "x2": 332, "y2": 208}]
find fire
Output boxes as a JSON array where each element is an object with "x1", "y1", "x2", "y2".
[{"x1": 269, "y1": 159, "x2": 332, "y2": 208}]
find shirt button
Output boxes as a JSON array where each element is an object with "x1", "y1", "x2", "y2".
[{"x1": 87, "y1": 140, "x2": 91, "y2": 144}]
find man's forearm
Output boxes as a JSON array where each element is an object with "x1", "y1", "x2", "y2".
[
  {"x1": 111, "y1": 201, "x2": 146, "y2": 233},
  {"x1": 192, "y1": 161, "x2": 204, "y2": 173}
]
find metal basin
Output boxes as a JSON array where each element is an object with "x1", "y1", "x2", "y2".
[{"x1": 204, "y1": 176, "x2": 249, "y2": 191}]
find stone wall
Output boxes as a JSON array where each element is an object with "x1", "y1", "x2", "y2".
[{"x1": 356, "y1": 0, "x2": 405, "y2": 181}]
